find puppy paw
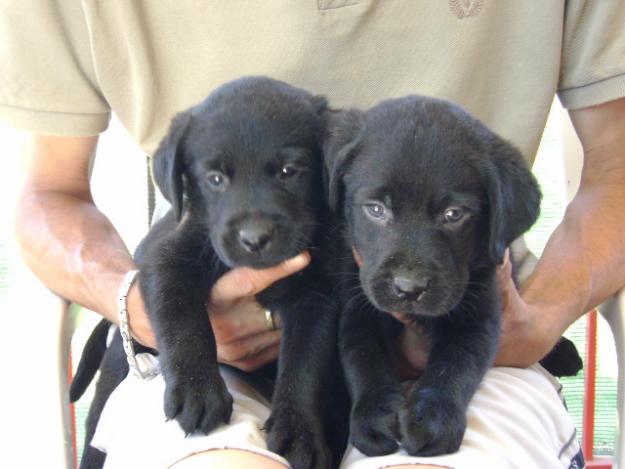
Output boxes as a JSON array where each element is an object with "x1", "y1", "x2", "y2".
[
  {"x1": 349, "y1": 387, "x2": 404, "y2": 456},
  {"x1": 266, "y1": 409, "x2": 331, "y2": 469},
  {"x1": 164, "y1": 372, "x2": 233, "y2": 435},
  {"x1": 540, "y1": 336, "x2": 583, "y2": 377},
  {"x1": 399, "y1": 388, "x2": 465, "y2": 456}
]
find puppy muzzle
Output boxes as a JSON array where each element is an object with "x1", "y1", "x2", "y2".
[{"x1": 216, "y1": 214, "x2": 308, "y2": 269}]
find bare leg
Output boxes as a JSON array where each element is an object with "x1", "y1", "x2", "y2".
[{"x1": 170, "y1": 449, "x2": 288, "y2": 469}]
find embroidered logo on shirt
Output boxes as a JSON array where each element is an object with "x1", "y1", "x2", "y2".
[{"x1": 449, "y1": 0, "x2": 483, "y2": 19}]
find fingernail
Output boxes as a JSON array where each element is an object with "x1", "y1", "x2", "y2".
[
  {"x1": 503, "y1": 248, "x2": 510, "y2": 266},
  {"x1": 283, "y1": 252, "x2": 310, "y2": 272}
]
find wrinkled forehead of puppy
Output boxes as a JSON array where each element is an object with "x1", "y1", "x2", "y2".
[
  {"x1": 345, "y1": 97, "x2": 494, "y2": 202},
  {"x1": 183, "y1": 76, "x2": 327, "y2": 165}
]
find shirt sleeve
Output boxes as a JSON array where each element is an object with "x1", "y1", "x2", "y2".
[
  {"x1": 0, "y1": 0, "x2": 110, "y2": 135},
  {"x1": 558, "y1": 1, "x2": 625, "y2": 110}
]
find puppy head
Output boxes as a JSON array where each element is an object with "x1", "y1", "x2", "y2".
[
  {"x1": 326, "y1": 96, "x2": 541, "y2": 316},
  {"x1": 152, "y1": 76, "x2": 328, "y2": 268}
]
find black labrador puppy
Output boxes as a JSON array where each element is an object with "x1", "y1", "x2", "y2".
[
  {"x1": 324, "y1": 95, "x2": 580, "y2": 457},
  {"x1": 73, "y1": 76, "x2": 343, "y2": 469}
]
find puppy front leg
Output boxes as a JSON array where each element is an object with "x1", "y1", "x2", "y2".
[
  {"x1": 340, "y1": 302, "x2": 404, "y2": 456},
  {"x1": 400, "y1": 290, "x2": 500, "y2": 456},
  {"x1": 140, "y1": 234, "x2": 232, "y2": 435},
  {"x1": 265, "y1": 294, "x2": 338, "y2": 469}
]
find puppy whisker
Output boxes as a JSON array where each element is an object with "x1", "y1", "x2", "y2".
[{"x1": 343, "y1": 288, "x2": 371, "y2": 313}]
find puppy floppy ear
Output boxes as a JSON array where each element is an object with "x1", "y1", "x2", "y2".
[
  {"x1": 482, "y1": 138, "x2": 542, "y2": 264},
  {"x1": 151, "y1": 111, "x2": 191, "y2": 221},
  {"x1": 323, "y1": 109, "x2": 366, "y2": 212}
]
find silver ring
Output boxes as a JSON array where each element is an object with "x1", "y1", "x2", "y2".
[{"x1": 264, "y1": 309, "x2": 277, "y2": 331}]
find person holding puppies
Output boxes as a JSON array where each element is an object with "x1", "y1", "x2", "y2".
[{"x1": 3, "y1": 2, "x2": 625, "y2": 468}]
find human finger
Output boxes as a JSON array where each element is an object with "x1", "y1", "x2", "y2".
[
  {"x1": 390, "y1": 311, "x2": 413, "y2": 326},
  {"x1": 218, "y1": 334, "x2": 282, "y2": 371},
  {"x1": 230, "y1": 343, "x2": 282, "y2": 372},
  {"x1": 211, "y1": 303, "x2": 282, "y2": 343},
  {"x1": 210, "y1": 252, "x2": 310, "y2": 305}
]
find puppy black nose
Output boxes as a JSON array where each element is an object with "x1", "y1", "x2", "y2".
[
  {"x1": 392, "y1": 275, "x2": 429, "y2": 301},
  {"x1": 238, "y1": 226, "x2": 272, "y2": 253}
]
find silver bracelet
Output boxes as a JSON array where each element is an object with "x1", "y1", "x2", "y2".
[{"x1": 117, "y1": 270, "x2": 157, "y2": 380}]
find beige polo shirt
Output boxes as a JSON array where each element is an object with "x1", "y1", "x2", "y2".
[{"x1": 1, "y1": 0, "x2": 624, "y2": 163}]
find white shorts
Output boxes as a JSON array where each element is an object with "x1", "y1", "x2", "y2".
[{"x1": 92, "y1": 355, "x2": 582, "y2": 469}]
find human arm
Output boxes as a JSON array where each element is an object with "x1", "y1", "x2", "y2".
[
  {"x1": 495, "y1": 96, "x2": 625, "y2": 366},
  {"x1": 14, "y1": 135, "x2": 140, "y2": 330},
  {"x1": 14, "y1": 134, "x2": 307, "y2": 369}
]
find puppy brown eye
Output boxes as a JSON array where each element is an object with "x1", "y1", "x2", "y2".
[
  {"x1": 443, "y1": 207, "x2": 464, "y2": 223},
  {"x1": 363, "y1": 202, "x2": 388, "y2": 221},
  {"x1": 206, "y1": 171, "x2": 227, "y2": 188},
  {"x1": 279, "y1": 164, "x2": 299, "y2": 179}
]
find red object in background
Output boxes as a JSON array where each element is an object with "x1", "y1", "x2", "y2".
[{"x1": 583, "y1": 309, "x2": 612, "y2": 469}]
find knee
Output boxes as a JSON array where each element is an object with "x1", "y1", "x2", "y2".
[{"x1": 170, "y1": 448, "x2": 288, "y2": 469}]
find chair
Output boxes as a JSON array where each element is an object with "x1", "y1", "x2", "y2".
[{"x1": 2, "y1": 260, "x2": 74, "y2": 467}]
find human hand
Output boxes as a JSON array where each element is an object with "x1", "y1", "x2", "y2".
[
  {"x1": 493, "y1": 250, "x2": 562, "y2": 367},
  {"x1": 126, "y1": 252, "x2": 311, "y2": 370},
  {"x1": 207, "y1": 252, "x2": 310, "y2": 371}
]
